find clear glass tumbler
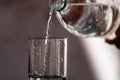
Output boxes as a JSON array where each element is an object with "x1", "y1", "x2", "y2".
[{"x1": 28, "y1": 37, "x2": 68, "y2": 80}]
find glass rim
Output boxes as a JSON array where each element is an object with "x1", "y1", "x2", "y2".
[{"x1": 28, "y1": 37, "x2": 68, "y2": 40}]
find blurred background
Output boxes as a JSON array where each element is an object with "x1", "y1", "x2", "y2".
[{"x1": 0, "y1": 0, "x2": 119, "y2": 80}]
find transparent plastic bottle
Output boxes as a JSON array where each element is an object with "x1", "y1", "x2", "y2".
[{"x1": 50, "y1": 0, "x2": 120, "y2": 39}]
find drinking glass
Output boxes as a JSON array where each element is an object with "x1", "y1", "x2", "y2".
[{"x1": 28, "y1": 37, "x2": 68, "y2": 80}]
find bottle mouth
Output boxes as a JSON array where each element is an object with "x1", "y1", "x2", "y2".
[{"x1": 50, "y1": 0, "x2": 66, "y2": 11}]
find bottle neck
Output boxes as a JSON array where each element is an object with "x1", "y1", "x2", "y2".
[{"x1": 49, "y1": 0, "x2": 66, "y2": 11}]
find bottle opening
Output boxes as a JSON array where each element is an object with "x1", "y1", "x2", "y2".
[{"x1": 49, "y1": 0, "x2": 66, "y2": 11}]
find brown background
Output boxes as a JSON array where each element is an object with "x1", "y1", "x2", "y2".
[{"x1": 0, "y1": 0, "x2": 96, "y2": 80}]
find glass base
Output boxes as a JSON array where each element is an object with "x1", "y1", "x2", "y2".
[{"x1": 29, "y1": 77, "x2": 66, "y2": 80}]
